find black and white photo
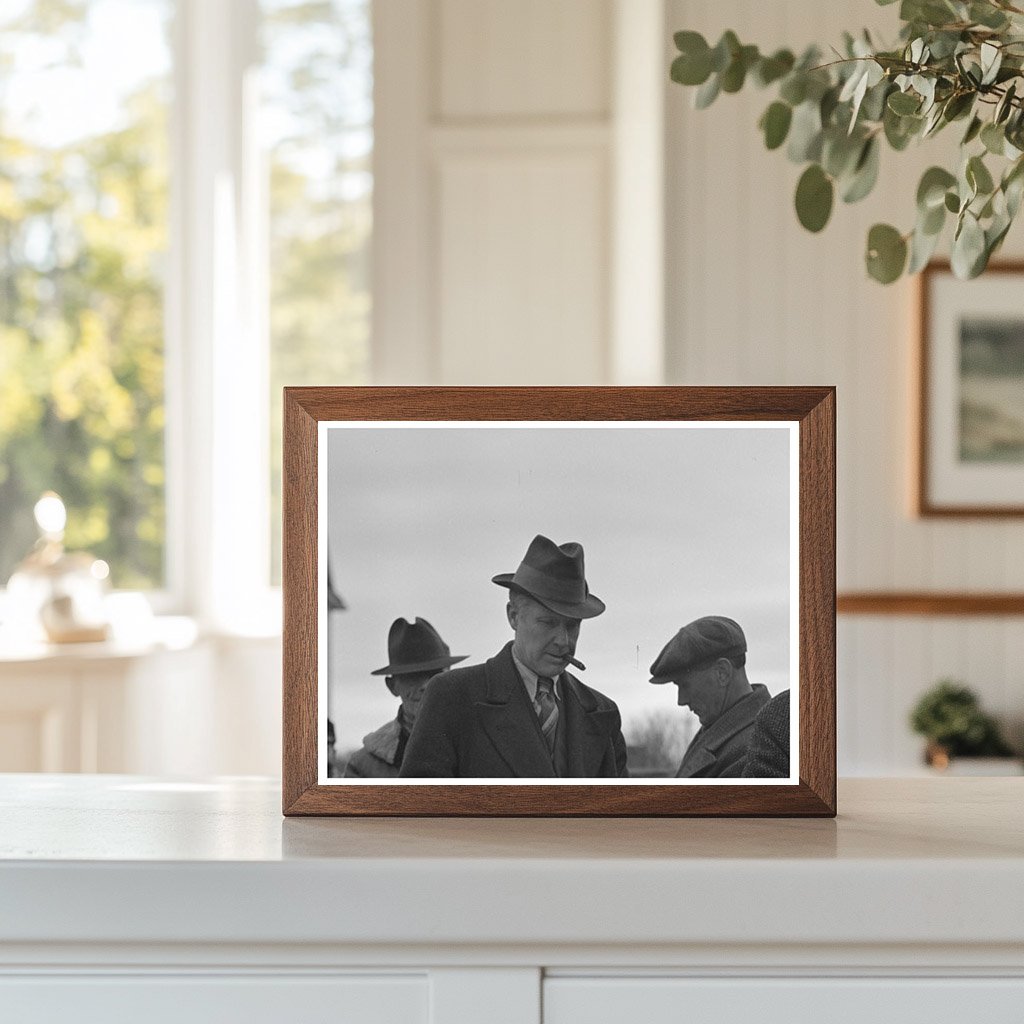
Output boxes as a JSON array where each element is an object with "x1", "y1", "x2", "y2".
[{"x1": 320, "y1": 421, "x2": 798, "y2": 784}]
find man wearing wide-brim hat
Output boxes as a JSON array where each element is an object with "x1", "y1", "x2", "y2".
[
  {"x1": 400, "y1": 535, "x2": 628, "y2": 778},
  {"x1": 649, "y1": 615, "x2": 772, "y2": 778},
  {"x1": 344, "y1": 617, "x2": 467, "y2": 778}
]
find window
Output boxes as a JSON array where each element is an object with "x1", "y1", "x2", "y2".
[
  {"x1": 0, "y1": 0, "x2": 172, "y2": 589},
  {"x1": 0, "y1": 0, "x2": 373, "y2": 620}
]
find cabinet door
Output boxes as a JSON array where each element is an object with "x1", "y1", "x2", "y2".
[
  {"x1": 0, "y1": 974, "x2": 428, "y2": 1024},
  {"x1": 545, "y1": 977, "x2": 1024, "y2": 1023}
]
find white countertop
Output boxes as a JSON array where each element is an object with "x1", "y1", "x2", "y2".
[{"x1": 1, "y1": 775, "x2": 1022, "y2": 950}]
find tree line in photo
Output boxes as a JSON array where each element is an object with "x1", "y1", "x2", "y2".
[{"x1": 329, "y1": 534, "x2": 790, "y2": 781}]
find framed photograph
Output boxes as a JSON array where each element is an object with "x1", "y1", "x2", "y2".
[
  {"x1": 918, "y1": 261, "x2": 1024, "y2": 516},
  {"x1": 283, "y1": 387, "x2": 835, "y2": 816}
]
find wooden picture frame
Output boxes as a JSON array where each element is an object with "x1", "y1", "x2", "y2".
[
  {"x1": 283, "y1": 387, "x2": 836, "y2": 816},
  {"x1": 917, "y1": 261, "x2": 1024, "y2": 517}
]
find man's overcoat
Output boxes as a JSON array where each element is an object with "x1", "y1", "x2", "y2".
[
  {"x1": 400, "y1": 642, "x2": 628, "y2": 778},
  {"x1": 675, "y1": 684, "x2": 771, "y2": 778}
]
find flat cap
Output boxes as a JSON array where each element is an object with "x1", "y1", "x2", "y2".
[{"x1": 649, "y1": 616, "x2": 747, "y2": 684}]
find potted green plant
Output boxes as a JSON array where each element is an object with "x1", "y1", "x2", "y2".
[
  {"x1": 670, "y1": 0, "x2": 1024, "y2": 283},
  {"x1": 909, "y1": 679, "x2": 1018, "y2": 770}
]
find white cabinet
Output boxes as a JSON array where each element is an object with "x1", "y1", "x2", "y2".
[
  {"x1": 1, "y1": 777, "x2": 1023, "y2": 1022},
  {"x1": 545, "y1": 977, "x2": 1024, "y2": 1023},
  {"x1": 1, "y1": 975, "x2": 428, "y2": 1024}
]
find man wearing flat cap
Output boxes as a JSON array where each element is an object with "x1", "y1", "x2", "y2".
[
  {"x1": 344, "y1": 617, "x2": 467, "y2": 778},
  {"x1": 400, "y1": 534, "x2": 628, "y2": 778},
  {"x1": 649, "y1": 615, "x2": 772, "y2": 778}
]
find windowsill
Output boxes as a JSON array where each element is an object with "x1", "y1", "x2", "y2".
[{"x1": 0, "y1": 615, "x2": 202, "y2": 665}]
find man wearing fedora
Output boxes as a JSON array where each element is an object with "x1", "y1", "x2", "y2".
[
  {"x1": 649, "y1": 615, "x2": 772, "y2": 778},
  {"x1": 344, "y1": 617, "x2": 468, "y2": 778},
  {"x1": 400, "y1": 534, "x2": 628, "y2": 778}
]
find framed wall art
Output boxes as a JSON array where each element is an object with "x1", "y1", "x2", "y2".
[
  {"x1": 283, "y1": 387, "x2": 836, "y2": 816},
  {"x1": 918, "y1": 261, "x2": 1024, "y2": 517}
]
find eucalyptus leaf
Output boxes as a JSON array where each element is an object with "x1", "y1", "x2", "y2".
[
  {"x1": 958, "y1": 159, "x2": 978, "y2": 206},
  {"x1": 671, "y1": 34, "x2": 713, "y2": 87},
  {"x1": 913, "y1": 75, "x2": 937, "y2": 113},
  {"x1": 1003, "y1": 157, "x2": 1024, "y2": 216},
  {"x1": 866, "y1": 223, "x2": 908, "y2": 283},
  {"x1": 921, "y1": 200, "x2": 946, "y2": 235},
  {"x1": 710, "y1": 31, "x2": 740, "y2": 73},
  {"x1": 888, "y1": 91, "x2": 921, "y2": 115},
  {"x1": 981, "y1": 42, "x2": 1002, "y2": 87},
  {"x1": 884, "y1": 106, "x2": 921, "y2": 149},
  {"x1": 754, "y1": 49, "x2": 795, "y2": 87},
  {"x1": 967, "y1": 154, "x2": 995, "y2": 196},
  {"x1": 986, "y1": 213, "x2": 1012, "y2": 259},
  {"x1": 944, "y1": 190, "x2": 961, "y2": 213},
  {"x1": 1006, "y1": 172, "x2": 1024, "y2": 218},
  {"x1": 822, "y1": 128, "x2": 863, "y2": 178},
  {"x1": 674, "y1": 29, "x2": 707, "y2": 53},
  {"x1": 908, "y1": 221, "x2": 943, "y2": 273},
  {"x1": 962, "y1": 115, "x2": 983, "y2": 145},
  {"x1": 671, "y1": 53, "x2": 709, "y2": 87},
  {"x1": 820, "y1": 86, "x2": 841, "y2": 126},
  {"x1": 917, "y1": 166, "x2": 957, "y2": 210},
  {"x1": 970, "y1": 2, "x2": 1009, "y2": 30},
  {"x1": 861, "y1": 79, "x2": 892, "y2": 122},
  {"x1": 942, "y1": 92, "x2": 974, "y2": 122},
  {"x1": 760, "y1": 102, "x2": 793, "y2": 150},
  {"x1": 694, "y1": 73, "x2": 721, "y2": 109},
  {"x1": 951, "y1": 212, "x2": 986, "y2": 278},
  {"x1": 842, "y1": 137, "x2": 880, "y2": 203},
  {"x1": 981, "y1": 122, "x2": 1005, "y2": 155},
  {"x1": 905, "y1": 0, "x2": 959, "y2": 27},
  {"x1": 839, "y1": 62, "x2": 869, "y2": 104},
  {"x1": 795, "y1": 164, "x2": 834, "y2": 232},
  {"x1": 922, "y1": 102, "x2": 946, "y2": 137},
  {"x1": 995, "y1": 82, "x2": 1017, "y2": 124},
  {"x1": 926, "y1": 30, "x2": 962, "y2": 60},
  {"x1": 779, "y1": 74, "x2": 807, "y2": 106},
  {"x1": 721, "y1": 45, "x2": 759, "y2": 93},
  {"x1": 787, "y1": 101, "x2": 824, "y2": 162}
]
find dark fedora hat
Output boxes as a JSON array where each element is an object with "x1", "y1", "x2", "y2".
[
  {"x1": 370, "y1": 617, "x2": 468, "y2": 676},
  {"x1": 492, "y1": 534, "x2": 605, "y2": 619}
]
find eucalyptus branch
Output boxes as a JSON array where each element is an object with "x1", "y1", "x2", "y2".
[{"x1": 670, "y1": 2, "x2": 1024, "y2": 283}]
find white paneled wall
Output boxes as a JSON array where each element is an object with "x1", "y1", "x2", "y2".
[
  {"x1": 371, "y1": 0, "x2": 1024, "y2": 774},
  {"x1": 374, "y1": 0, "x2": 622, "y2": 385},
  {"x1": 666, "y1": 0, "x2": 1024, "y2": 773},
  {"x1": 437, "y1": 141, "x2": 609, "y2": 383},
  {"x1": 434, "y1": 0, "x2": 612, "y2": 385}
]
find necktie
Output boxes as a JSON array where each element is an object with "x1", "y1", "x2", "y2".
[{"x1": 535, "y1": 676, "x2": 559, "y2": 751}]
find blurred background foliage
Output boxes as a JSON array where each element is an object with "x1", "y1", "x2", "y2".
[
  {"x1": 0, "y1": 0, "x2": 371, "y2": 590},
  {"x1": 0, "y1": 0, "x2": 169, "y2": 588}
]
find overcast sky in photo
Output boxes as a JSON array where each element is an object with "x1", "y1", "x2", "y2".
[{"x1": 325, "y1": 423, "x2": 794, "y2": 754}]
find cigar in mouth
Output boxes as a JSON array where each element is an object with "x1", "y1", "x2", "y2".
[{"x1": 567, "y1": 656, "x2": 586, "y2": 671}]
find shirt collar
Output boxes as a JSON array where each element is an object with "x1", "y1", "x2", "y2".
[{"x1": 511, "y1": 650, "x2": 562, "y2": 702}]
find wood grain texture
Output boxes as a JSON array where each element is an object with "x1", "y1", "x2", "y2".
[
  {"x1": 916, "y1": 260, "x2": 1024, "y2": 518},
  {"x1": 281, "y1": 387, "x2": 836, "y2": 817},
  {"x1": 282, "y1": 391, "x2": 319, "y2": 813},
  {"x1": 799, "y1": 388, "x2": 837, "y2": 813},
  {"x1": 838, "y1": 592, "x2": 1024, "y2": 616}
]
